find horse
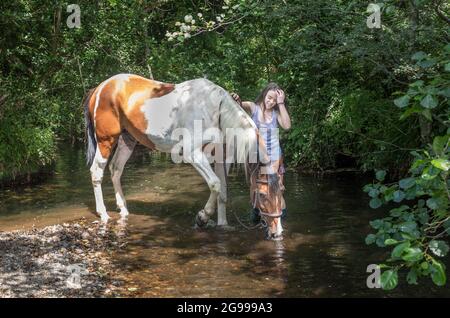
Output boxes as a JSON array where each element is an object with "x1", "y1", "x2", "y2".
[
  {"x1": 249, "y1": 158, "x2": 285, "y2": 240},
  {"x1": 82, "y1": 73, "x2": 284, "y2": 238}
]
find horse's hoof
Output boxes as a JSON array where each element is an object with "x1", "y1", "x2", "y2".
[
  {"x1": 120, "y1": 209, "x2": 129, "y2": 218},
  {"x1": 194, "y1": 214, "x2": 208, "y2": 229},
  {"x1": 99, "y1": 213, "x2": 110, "y2": 223}
]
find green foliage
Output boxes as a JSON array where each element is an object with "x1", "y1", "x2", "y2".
[{"x1": 364, "y1": 45, "x2": 449, "y2": 290}]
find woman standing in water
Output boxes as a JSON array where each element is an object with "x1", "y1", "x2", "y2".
[{"x1": 231, "y1": 83, "x2": 291, "y2": 223}]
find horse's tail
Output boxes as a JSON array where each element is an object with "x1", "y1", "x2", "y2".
[
  {"x1": 218, "y1": 90, "x2": 266, "y2": 182},
  {"x1": 82, "y1": 88, "x2": 97, "y2": 167}
]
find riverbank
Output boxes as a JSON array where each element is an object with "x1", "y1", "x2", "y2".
[{"x1": 0, "y1": 217, "x2": 125, "y2": 297}]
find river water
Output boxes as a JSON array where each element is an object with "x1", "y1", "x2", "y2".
[{"x1": 0, "y1": 145, "x2": 449, "y2": 297}]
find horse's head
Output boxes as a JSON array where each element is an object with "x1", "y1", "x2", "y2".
[{"x1": 250, "y1": 165, "x2": 284, "y2": 240}]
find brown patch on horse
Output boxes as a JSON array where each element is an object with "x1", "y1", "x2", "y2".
[
  {"x1": 153, "y1": 83, "x2": 175, "y2": 97},
  {"x1": 117, "y1": 76, "x2": 175, "y2": 151},
  {"x1": 87, "y1": 75, "x2": 176, "y2": 157},
  {"x1": 94, "y1": 81, "x2": 122, "y2": 158}
]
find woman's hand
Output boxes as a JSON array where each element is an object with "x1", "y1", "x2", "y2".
[
  {"x1": 231, "y1": 92, "x2": 242, "y2": 106},
  {"x1": 276, "y1": 89, "x2": 285, "y2": 105}
]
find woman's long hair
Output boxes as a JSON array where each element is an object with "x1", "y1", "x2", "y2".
[{"x1": 254, "y1": 82, "x2": 289, "y2": 114}]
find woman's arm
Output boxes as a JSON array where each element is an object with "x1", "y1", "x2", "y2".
[
  {"x1": 277, "y1": 103, "x2": 291, "y2": 130},
  {"x1": 231, "y1": 93, "x2": 255, "y2": 115},
  {"x1": 275, "y1": 89, "x2": 291, "y2": 130}
]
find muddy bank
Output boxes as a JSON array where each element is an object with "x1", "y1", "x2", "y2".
[{"x1": 0, "y1": 218, "x2": 125, "y2": 298}]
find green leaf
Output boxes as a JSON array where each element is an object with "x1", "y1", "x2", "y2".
[
  {"x1": 411, "y1": 51, "x2": 427, "y2": 61},
  {"x1": 431, "y1": 260, "x2": 446, "y2": 286},
  {"x1": 406, "y1": 268, "x2": 418, "y2": 285},
  {"x1": 411, "y1": 159, "x2": 427, "y2": 170},
  {"x1": 365, "y1": 234, "x2": 376, "y2": 245},
  {"x1": 391, "y1": 241, "x2": 411, "y2": 258},
  {"x1": 369, "y1": 198, "x2": 382, "y2": 209},
  {"x1": 380, "y1": 270, "x2": 398, "y2": 290},
  {"x1": 399, "y1": 221, "x2": 417, "y2": 234},
  {"x1": 439, "y1": 87, "x2": 450, "y2": 98},
  {"x1": 429, "y1": 240, "x2": 449, "y2": 257},
  {"x1": 417, "y1": 59, "x2": 436, "y2": 68},
  {"x1": 363, "y1": 184, "x2": 373, "y2": 193},
  {"x1": 368, "y1": 188, "x2": 380, "y2": 198},
  {"x1": 384, "y1": 238, "x2": 399, "y2": 246},
  {"x1": 402, "y1": 247, "x2": 423, "y2": 262},
  {"x1": 421, "y1": 166, "x2": 438, "y2": 180},
  {"x1": 399, "y1": 106, "x2": 421, "y2": 120},
  {"x1": 420, "y1": 94, "x2": 438, "y2": 109},
  {"x1": 410, "y1": 80, "x2": 424, "y2": 87},
  {"x1": 432, "y1": 135, "x2": 449, "y2": 155},
  {"x1": 399, "y1": 177, "x2": 415, "y2": 190},
  {"x1": 370, "y1": 219, "x2": 383, "y2": 229},
  {"x1": 445, "y1": 63, "x2": 450, "y2": 72},
  {"x1": 431, "y1": 159, "x2": 450, "y2": 171},
  {"x1": 393, "y1": 190, "x2": 405, "y2": 203},
  {"x1": 420, "y1": 261, "x2": 429, "y2": 270},
  {"x1": 394, "y1": 95, "x2": 410, "y2": 108},
  {"x1": 426, "y1": 198, "x2": 439, "y2": 210},
  {"x1": 390, "y1": 205, "x2": 409, "y2": 217},
  {"x1": 376, "y1": 170, "x2": 386, "y2": 181}
]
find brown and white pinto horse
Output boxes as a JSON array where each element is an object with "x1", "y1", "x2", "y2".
[{"x1": 83, "y1": 73, "x2": 283, "y2": 238}]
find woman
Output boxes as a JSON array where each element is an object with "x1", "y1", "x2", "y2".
[{"x1": 231, "y1": 82, "x2": 291, "y2": 223}]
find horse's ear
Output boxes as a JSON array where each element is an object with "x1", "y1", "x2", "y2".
[{"x1": 153, "y1": 83, "x2": 175, "y2": 97}]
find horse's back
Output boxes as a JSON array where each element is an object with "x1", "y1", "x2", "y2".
[{"x1": 87, "y1": 74, "x2": 226, "y2": 155}]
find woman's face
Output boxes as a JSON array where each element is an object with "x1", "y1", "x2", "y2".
[{"x1": 264, "y1": 89, "x2": 278, "y2": 109}]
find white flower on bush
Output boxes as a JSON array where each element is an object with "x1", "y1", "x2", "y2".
[
  {"x1": 184, "y1": 33, "x2": 191, "y2": 39},
  {"x1": 175, "y1": 21, "x2": 181, "y2": 26},
  {"x1": 184, "y1": 15, "x2": 193, "y2": 23},
  {"x1": 180, "y1": 24, "x2": 191, "y2": 32},
  {"x1": 197, "y1": 13, "x2": 203, "y2": 18}
]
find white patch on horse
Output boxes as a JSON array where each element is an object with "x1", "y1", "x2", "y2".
[
  {"x1": 128, "y1": 91, "x2": 148, "y2": 109},
  {"x1": 140, "y1": 85, "x2": 183, "y2": 152}
]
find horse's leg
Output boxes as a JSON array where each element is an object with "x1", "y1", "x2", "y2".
[
  {"x1": 190, "y1": 149, "x2": 221, "y2": 227},
  {"x1": 90, "y1": 139, "x2": 117, "y2": 223},
  {"x1": 109, "y1": 132, "x2": 136, "y2": 218},
  {"x1": 214, "y1": 162, "x2": 232, "y2": 227},
  {"x1": 89, "y1": 86, "x2": 121, "y2": 223}
]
